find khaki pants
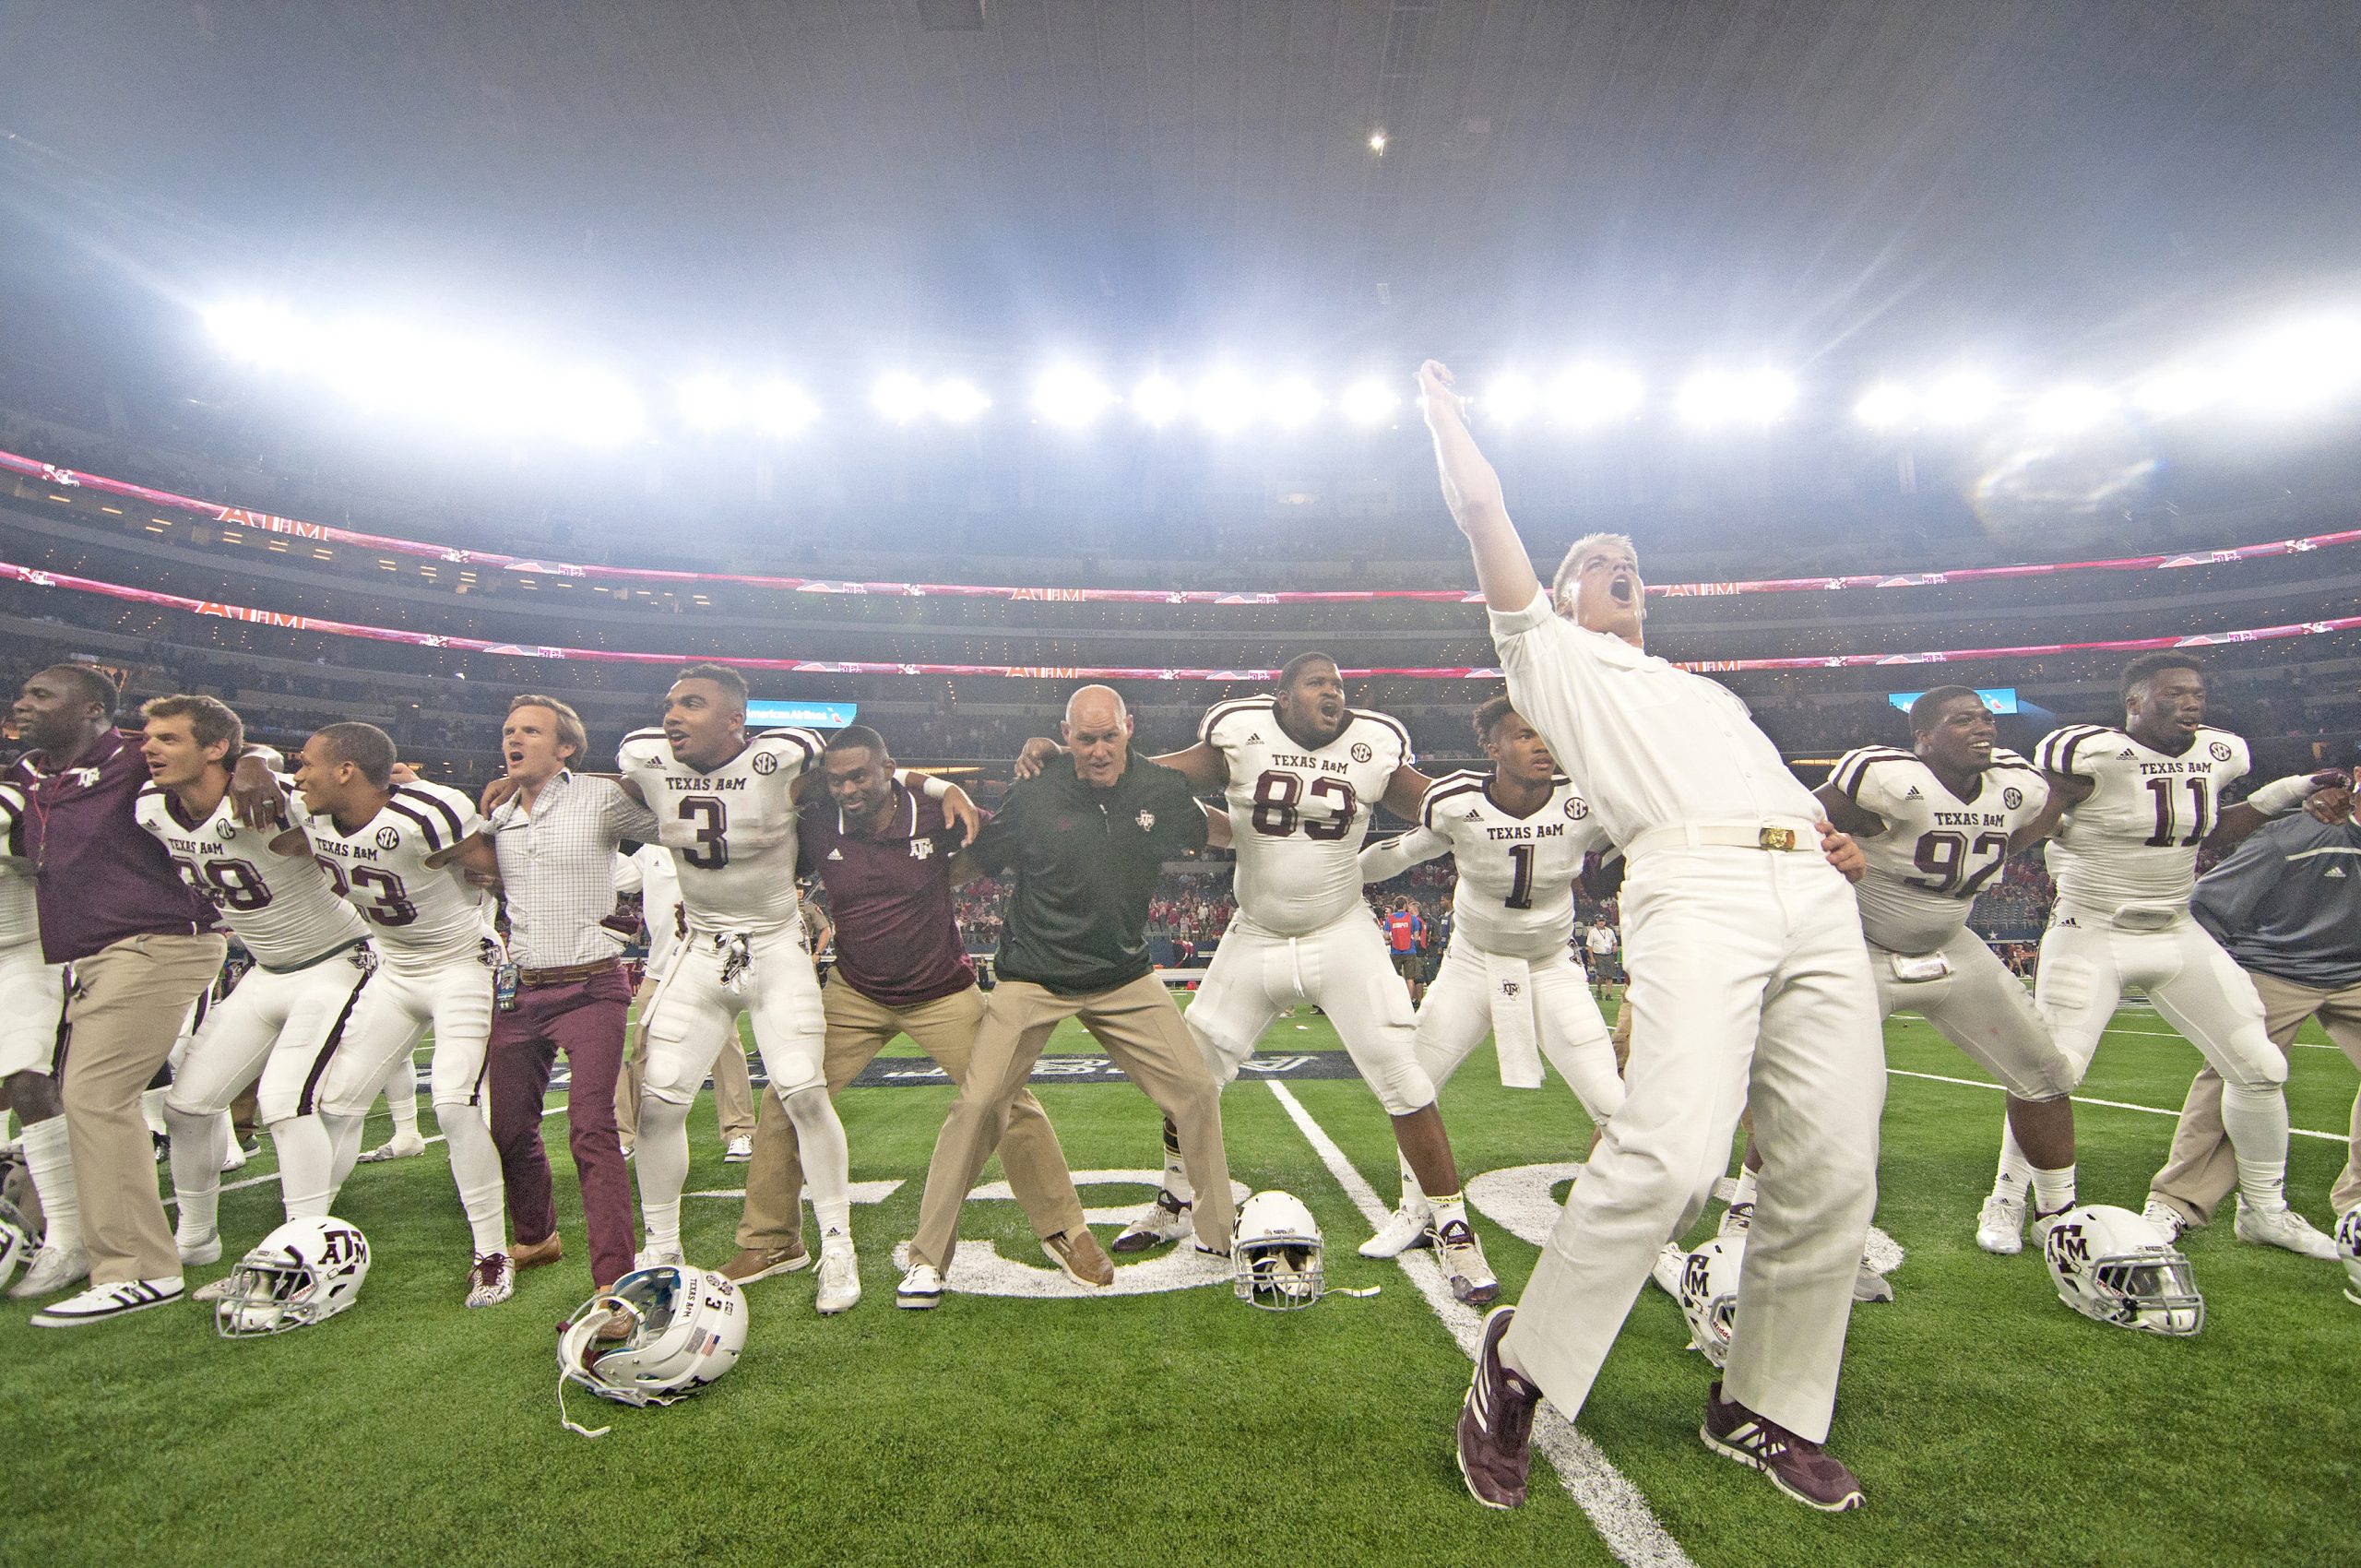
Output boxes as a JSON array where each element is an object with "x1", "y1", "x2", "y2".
[
  {"x1": 60, "y1": 932, "x2": 228, "y2": 1284},
  {"x1": 2150, "y1": 968, "x2": 2361, "y2": 1225},
  {"x1": 910, "y1": 974, "x2": 1232, "y2": 1271},
  {"x1": 735, "y1": 981, "x2": 1086, "y2": 1253},
  {"x1": 615, "y1": 983, "x2": 754, "y2": 1148}
]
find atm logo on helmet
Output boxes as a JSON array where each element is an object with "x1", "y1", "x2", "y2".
[{"x1": 314, "y1": 1226, "x2": 367, "y2": 1265}]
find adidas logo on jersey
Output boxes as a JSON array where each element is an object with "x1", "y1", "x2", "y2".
[
  {"x1": 826, "y1": 848, "x2": 843, "y2": 861},
  {"x1": 2118, "y1": 749, "x2": 2137, "y2": 760},
  {"x1": 2328, "y1": 866, "x2": 2349, "y2": 880},
  {"x1": 1903, "y1": 786, "x2": 1922, "y2": 800},
  {"x1": 1464, "y1": 808, "x2": 1485, "y2": 822}
]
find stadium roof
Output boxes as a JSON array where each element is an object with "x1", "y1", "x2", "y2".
[{"x1": 6, "y1": 0, "x2": 2358, "y2": 366}]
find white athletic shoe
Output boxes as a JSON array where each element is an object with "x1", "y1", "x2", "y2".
[
  {"x1": 1358, "y1": 1201, "x2": 1436, "y2": 1259},
  {"x1": 8, "y1": 1242, "x2": 89, "y2": 1299},
  {"x1": 2140, "y1": 1199, "x2": 2188, "y2": 1241},
  {"x1": 722, "y1": 1135, "x2": 753, "y2": 1164},
  {"x1": 896, "y1": 1263, "x2": 943, "y2": 1310},
  {"x1": 177, "y1": 1232, "x2": 221, "y2": 1267},
  {"x1": 1852, "y1": 1259, "x2": 1894, "y2": 1303},
  {"x1": 1975, "y1": 1194, "x2": 2027, "y2": 1255},
  {"x1": 30, "y1": 1277, "x2": 182, "y2": 1327},
  {"x1": 635, "y1": 1245, "x2": 686, "y2": 1270},
  {"x1": 2233, "y1": 1200, "x2": 2338, "y2": 1260},
  {"x1": 219, "y1": 1140, "x2": 247, "y2": 1173},
  {"x1": 1717, "y1": 1201, "x2": 1754, "y2": 1237},
  {"x1": 466, "y1": 1252, "x2": 516, "y2": 1308},
  {"x1": 1110, "y1": 1191, "x2": 1192, "y2": 1253},
  {"x1": 815, "y1": 1246, "x2": 860, "y2": 1315},
  {"x1": 1432, "y1": 1219, "x2": 1500, "y2": 1307},
  {"x1": 356, "y1": 1133, "x2": 428, "y2": 1164}
]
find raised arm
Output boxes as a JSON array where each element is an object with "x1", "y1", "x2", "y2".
[
  {"x1": 1418, "y1": 360, "x2": 1543, "y2": 613},
  {"x1": 1360, "y1": 824, "x2": 1448, "y2": 885},
  {"x1": 2208, "y1": 768, "x2": 2352, "y2": 852}
]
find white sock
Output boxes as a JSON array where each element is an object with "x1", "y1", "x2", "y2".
[
  {"x1": 18, "y1": 1116, "x2": 79, "y2": 1253},
  {"x1": 273, "y1": 1115, "x2": 337, "y2": 1221},
  {"x1": 1729, "y1": 1166, "x2": 1760, "y2": 1211},
  {"x1": 1395, "y1": 1151, "x2": 1430, "y2": 1213},
  {"x1": 434, "y1": 1101, "x2": 508, "y2": 1255},
  {"x1": 633, "y1": 1095, "x2": 693, "y2": 1253},
  {"x1": 163, "y1": 1102, "x2": 225, "y2": 1243},
  {"x1": 1160, "y1": 1116, "x2": 1192, "y2": 1205},
  {"x1": 322, "y1": 1110, "x2": 367, "y2": 1195},
  {"x1": 141, "y1": 1087, "x2": 170, "y2": 1141},
  {"x1": 383, "y1": 1054, "x2": 421, "y2": 1142},
  {"x1": 2220, "y1": 1081, "x2": 2292, "y2": 1210},
  {"x1": 1430, "y1": 1191, "x2": 1468, "y2": 1233},
  {"x1": 781, "y1": 1085, "x2": 852, "y2": 1243},
  {"x1": 2029, "y1": 1163, "x2": 2078, "y2": 1215},
  {"x1": 1991, "y1": 1119, "x2": 2035, "y2": 1201}
]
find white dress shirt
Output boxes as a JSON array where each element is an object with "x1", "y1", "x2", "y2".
[{"x1": 1488, "y1": 591, "x2": 1821, "y2": 846}]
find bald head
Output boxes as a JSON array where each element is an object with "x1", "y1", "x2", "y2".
[{"x1": 1061, "y1": 684, "x2": 1134, "y2": 787}]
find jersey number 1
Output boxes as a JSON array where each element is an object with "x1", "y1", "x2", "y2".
[
  {"x1": 2143, "y1": 777, "x2": 2213, "y2": 848},
  {"x1": 1505, "y1": 843, "x2": 1536, "y2": 910}
]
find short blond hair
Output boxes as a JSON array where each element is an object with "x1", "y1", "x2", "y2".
[
  {"x1": 1551, "y1": 531, "x2": 1640, "y2": 609},
  {"x1": 507, "y1": 694, "x2": 587, "y2": 764}
]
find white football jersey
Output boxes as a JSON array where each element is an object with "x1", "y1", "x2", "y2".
[
  {"x1": 616, "y1": 844, "x2": 685, "y2": 969},
  {"x1": 303, "y1": 781, "x2": 494, "y2": 966},
  {"x1": 1827, "y1": 745, "x2": 2048, "y2": 954},
  {"x1": 135, "y1": 779, "x2": 366, "y2": 968},
  {"x1": 2037, "y1": 723, "x2": 2251, "y2": 919},
  {"x1": 1388, "y1": 772, "x2": 1608, "y2": 962},
  {"x1": 618, "y1": 726, "x2": 820, "y2": 936},
  {"x1": 1204, "y1": 697, "x2": 1413, "y2": 936},
  {"x1": 0, "y1": 780, "x2": 39, "y2": 950}
]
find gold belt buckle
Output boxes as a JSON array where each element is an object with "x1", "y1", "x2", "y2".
[{"x1": 1758, "y1": 826, "x2": 1797, "y2": 852}]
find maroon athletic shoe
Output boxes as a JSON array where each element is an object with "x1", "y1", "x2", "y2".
[
  {"x1": 1699, "y1": 1382, "x2": 1866, "y2": 1513},
  {"x1": 1456, "y1": 1305, "x2": 1541, "y2": 1509}
]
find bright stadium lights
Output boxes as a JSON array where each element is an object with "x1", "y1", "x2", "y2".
[
  {"x1": 543, "y1": 369, "x2": 647, "y2": 445},
  {"x1": 1920, "y1": 371, "x2": 2005, "y2": 426},
  {"x1": 1477, "y1": 373, "x2": 1539, "y2": 425},
  {"x1": 2025, "y1": 382, "x2": 2118, "y2": 435},
  {"x1": 872, "y1": 373, "x2": 931, "y2": 424},
  {"x1": 1192, "y1": 370, "x2": 1260, "y2": 434},
  {"x1": 676, "y1": 374, "x2": 741, "y2": 430},
  {"x1": 1548, "y1": 363, "x2": 1646, "y2": 428},
  {"x1": 1265, "y1": 375, "x2": 1325, "y2": 431},
  {"x1": 1674, "y1": 368, "x2": 1795, "y2": 430},
  {"x1": 1032, "y1": 366, "x2": 1116, "y2": 428},
  {"x1": 1132, "y1": 374, "x2": 1186, "y2": 428},
  {"x1": 204, "y1": 299, "x2": 311, "y2": 367},
  {"x1": 2226, "y1": 315, "x2": 2361, "y2": 417},
  {"x1": 931, "y1": 377, "x2": 992, "y2": 423},
  {"x1": 748, "y1": 379, "x2": 820, "y2": 436},
  {"x1": 1339, "y1": 375, "x2": 1400, "y2": 426},
  {"x1": 2132, "y1": 367, "x2": 2215, "y2": 420},
  {"x1": 1852, "y1": 380, "x2": 1915, "y2": 430}
]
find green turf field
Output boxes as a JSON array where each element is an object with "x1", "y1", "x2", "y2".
[{"x1": 5, "y1": 995, "x2": 2356, "y2": 1568}]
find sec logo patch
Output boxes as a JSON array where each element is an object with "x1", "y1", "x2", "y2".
[
  {"x1": 2208, "y1": 742, "x2": 2233, "y2": 762},
  {"x1": 2002, "y1": 787, "x2": 2023, "y2": 810},
  {"x1": 1350, "y1": 742, "x2": 1372, "y2": 763},
  {"x1": 1565, "y1": 797, "x2": 1589, "y2": 820},
  {"x1": 376, "y1": 826, "x2": 402, "y2": 849},
  {"x1": 752, "y1": 751, "x2": 779, "y2": 775}
]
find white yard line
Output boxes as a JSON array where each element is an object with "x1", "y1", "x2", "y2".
[
  {"x1": 1885, "y1": 1068, "x2": 2348, "y2": 1141},
  {"x1": 1266, "y1": 1081, "x2": 1694, "y2": 1568}
]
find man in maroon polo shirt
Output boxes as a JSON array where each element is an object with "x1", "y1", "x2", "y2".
[
  {"x1": 7, "y1": 666, "x2": 231, "y2": 1325},
  {"x1": 718, "y1": 725, "x2": 1111, "y2": 1289}
]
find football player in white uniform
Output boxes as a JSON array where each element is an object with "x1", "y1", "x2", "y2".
[
  {"x1": 134, "y1": 697, "x2": 372, "y2": 1288},
  {"x1": 293, "y1": 722, "x2": 516, "y2": 1308},
  {"x1": 0, "y1": 778, "x2": 76, "y2": 1299},
  {"x1": 614, "y1": 665, "x2": 859, "y2": 1312},
  {"x1": 1986, "y1": 653, "x2": 2343, "y2": 1258},
  {"x1": 1023, "y1": 654, "x2": 1500, "y2": 1303},
  {"x1": 1814, "y1": 687, "x2": 2080, "y2": 1252},
  {"x1": 1356, "y1": 696, "x2": 1623, "y2": 1256}
]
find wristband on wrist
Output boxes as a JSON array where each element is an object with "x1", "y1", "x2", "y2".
[
  {"x1": 897, "y1": 768, "x2": 955, "y2": 801},
  {"x1": 2245, "y1": 774, "x2": 2313, "y2": 817}
]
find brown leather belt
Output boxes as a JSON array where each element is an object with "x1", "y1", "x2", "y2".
[{"x1": 518, "y1": 958, "x2": 620, "y2": 988}]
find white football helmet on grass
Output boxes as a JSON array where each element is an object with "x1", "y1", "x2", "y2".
[
  {"x1": 215, "y1": 1217, "x2": 371, "y2": 1337},
  {"x1": 0, "y1": 1196, "x2": 31, "y2": 1294},
  {"x1": 1233, "y1": 1191, "x2": 1324, "y2": 1311},
  {"x1": 2337, "y1": 1206, "x2": 2360, "y2": 1308},
  {"x1": 2044, "y1": 1204, "x2": 2202, "y2": 1336},
  {"x1": 1675, "y1": 1234, "x2": 1744, "y2": 1367},
  {"x1": 558, "y1": 1264, "x2": 748, "y2": 1437}
]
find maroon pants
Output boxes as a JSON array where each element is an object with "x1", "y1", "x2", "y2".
[{"x1": 489, "y1": 968, "x2": 637, "y2": 1289}]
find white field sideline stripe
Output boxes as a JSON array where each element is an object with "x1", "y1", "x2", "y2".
[
  {"x1": 1266, "y1": 1081, "x2": 1694, "y2": 1568},
  {"x1": 1895, "y1": 1014, "x2": 2341, "y2": 1052},
  {"x1": 1886, "y1": 1068, "x2": 2348, "y2": 1141},
  {"x1": 167, "y1": 1100, "x2": 564, "y2": 1206}
]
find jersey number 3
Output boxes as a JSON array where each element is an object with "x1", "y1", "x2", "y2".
[{"x1": 679, "y1": 795, "x2": 730, "y2": 869}]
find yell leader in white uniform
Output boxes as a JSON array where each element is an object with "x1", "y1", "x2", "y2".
[{"x1": 1421, "y1": 360, "x2": 1883, "y2": 1516}]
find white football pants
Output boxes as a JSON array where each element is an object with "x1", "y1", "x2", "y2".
[
  {"x1": 314, "y1": 954, "x2": 505, "y2": 1255},
  {"x1": 1186, "y1": 909, "x2": 1435, "y2": 1116},
  {"x1": 0, "y1": 939, "x2": 65, "y2": 1079},
  {"x1": 1501, "y1": 847, "x2": 1884, "y2": 1445},
  {"x1": 163, "y1": 945, "x2": 371, "y2": 1239},
  {"x1": 1871, "y1": 926, "x2": 2074, "y2": 1100},
  {"x1": 1415, "y1": 934, "x2": 1624, "y2": 1123}
]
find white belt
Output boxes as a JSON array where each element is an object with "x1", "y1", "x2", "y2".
[{"x1": 1625, "y1": 817, "x2": 1819, "y2": 859}]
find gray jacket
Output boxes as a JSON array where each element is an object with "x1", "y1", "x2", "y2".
[{"x1": 2190, "y1": 812, "x2": 2361, "y2": 991}]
